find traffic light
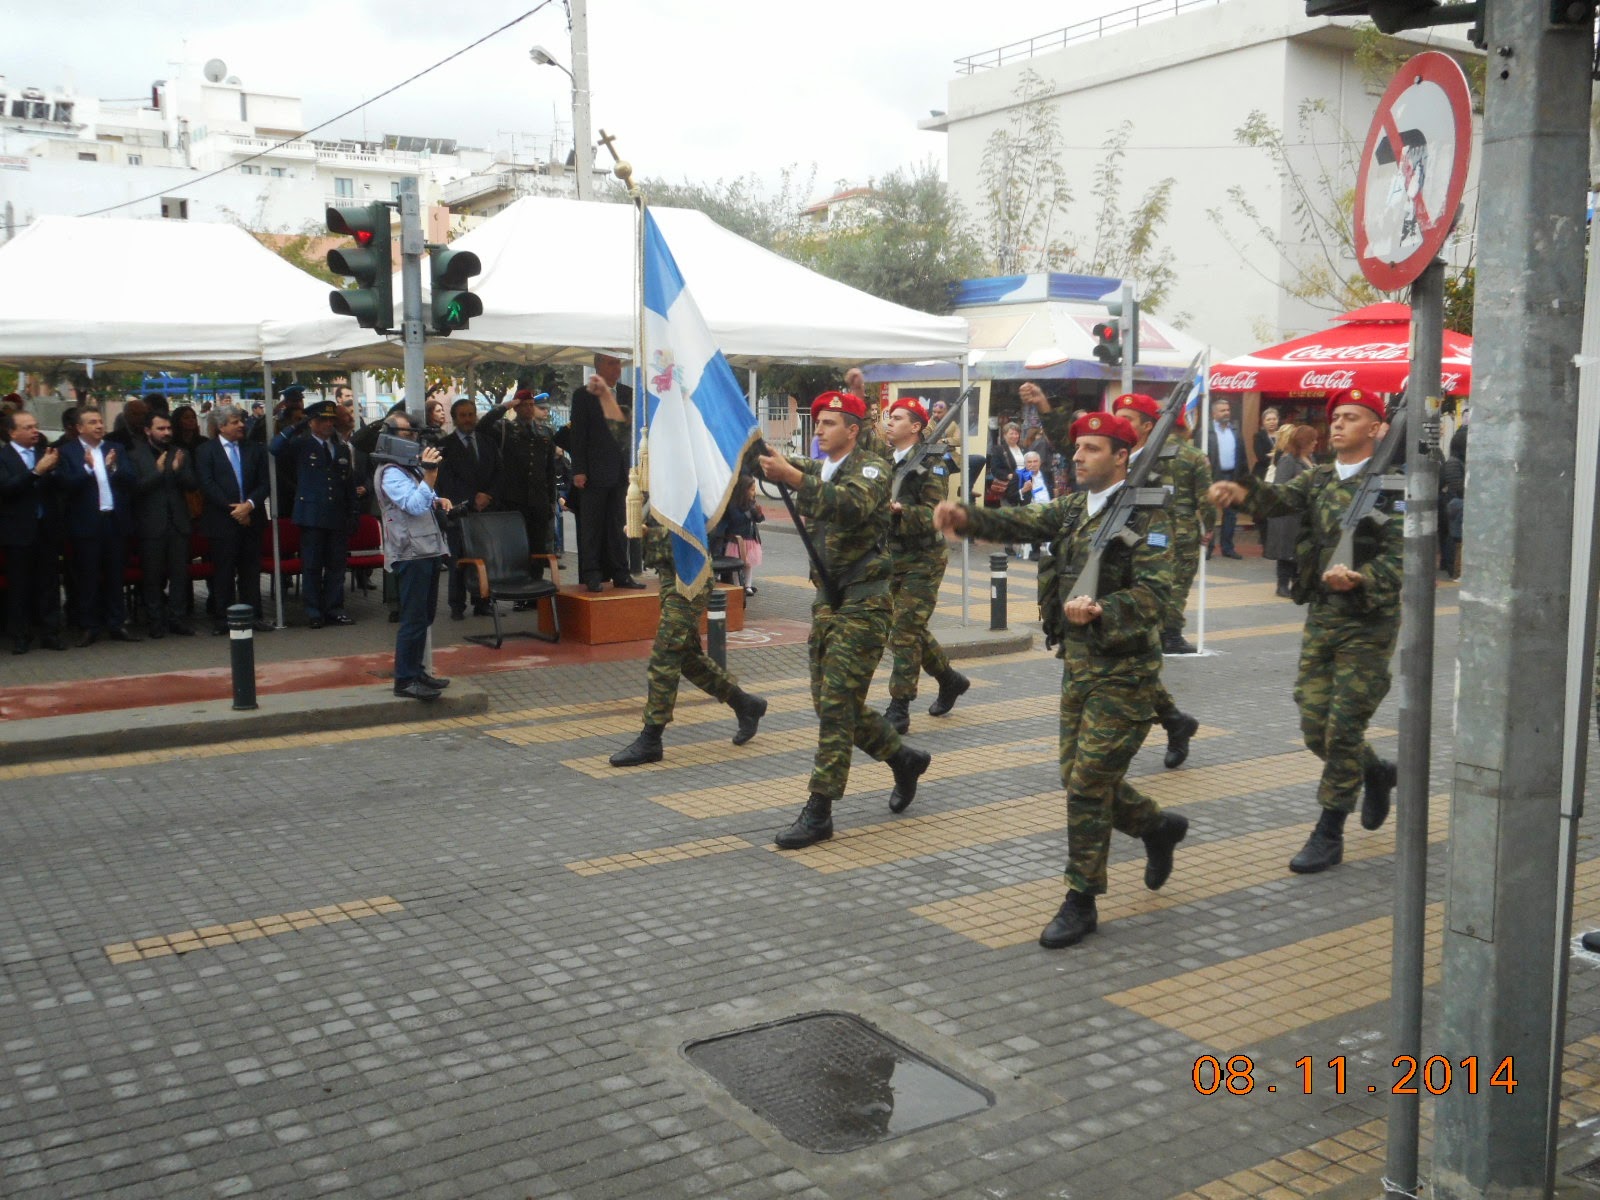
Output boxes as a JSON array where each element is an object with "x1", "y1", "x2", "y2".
[
  {"x1": 325, "y1": 204, "x2": 394, "y2": 333},
  {"x1": 429, "y1": 246, "x2": 483, "y2": 336},
  {"x1": 1091, "y1": 320, "x2": 1122, "y2": 367},
  {"x1": 1304, "y1": 0, "x2": 1487, "y2": 38}
]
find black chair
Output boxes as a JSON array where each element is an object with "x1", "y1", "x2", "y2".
[
  {"x1": 711, "y1": 535, "x2": 745, "y2": 586},
  {"x1": 455, "y1": 512, "x2": 560, "y2": 648}
]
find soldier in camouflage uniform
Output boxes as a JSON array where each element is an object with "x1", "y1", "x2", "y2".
[
  {"x1": 881, "y1": 397, "x2": 970, "y2": 734},
  {"x1": 1157, "y1": 414, "x2": 1214, "y2": 656},
  {"x1": 609, "y1": 521, "x2": 769, "y2": 766},
  {"x1": 935, "y1": 410, "x2": 1191, "y2": 949},
  {"x1": 845, "y1": 367, "x2": 890, "y2": 463},
  {"x1": 1210, "y1": 387, "x2": 1401, "y2": 874},
  {"x1": 757, "y1": 390, "x2": 932, "y2": 849}
]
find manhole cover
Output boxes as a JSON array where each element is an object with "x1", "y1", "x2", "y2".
[{"x1": 684, "y1": 1011, "x2": 993, "y2": 1153}]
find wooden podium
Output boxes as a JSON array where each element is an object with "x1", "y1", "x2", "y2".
[{"x1": 553, "y1": 579, "x2": 745, "y2": 645}]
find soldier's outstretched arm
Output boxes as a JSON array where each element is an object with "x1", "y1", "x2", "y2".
[
  {"x1": 1092, "y1": 508, "x2": 1173, "y2": 637},
  {"x1": 1235, "y1": 465, "x2": 1315, "y2": 521},
  {"x1": 960, "y1": 495, "x2": 1066, "y2": 546}
]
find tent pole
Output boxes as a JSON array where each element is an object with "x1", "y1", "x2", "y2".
[
  {"x1": 961, "y1": 358, "x2": 969, "y2": 628},
  {"x1": 1197, "y1": 353, "x2": 1210, "y2": 653},
  {"x1": 262, "y1": 360, "x2": 285, "y2": 631}
]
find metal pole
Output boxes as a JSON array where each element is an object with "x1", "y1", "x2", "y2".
[
  {"x1": 989, "y1": 552, "x2": 1007, "y2": 631},
  {"x1": 227, "y1": 604, "x2": 258, "y2": 710},
  {"x1": 569, "y1": 0, "x2": 593, "y2": 201},
  {"x1": 1119, "y1": 279, "x2": 1134, "y2": 397},
  {"x1": 261, "y1": 361, "x2": 284, "y2": 630},
  {"x1": 961, "y1": 360, "x2": 970, "y2": 628},
  {"x1": 1385, "y1": 257, "x2": 1443, "y2": 1196},
  {"x1": 398, "y1": 178, "x2": 426, "y2": 419},
  {"x1": 1433, "y1": 1, "x2": 1592, "y2": 1193},
  {"x1": 1197, "y1": 361, "x2": 1210, "y2": 651},
  {"x1": 706, "y1": 588, "x2": 727, "y2": 668}
]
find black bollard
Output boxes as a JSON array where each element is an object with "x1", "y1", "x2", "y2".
[
  {"x1": 990, "y1": 552, "x2": 1008, "y2": 632},
  {"x1": 707, "y1": 588, "x2": 728, "y2": 669},
  {"x1": 227, "y1": 604, "x2": 259, "y2": 711}
]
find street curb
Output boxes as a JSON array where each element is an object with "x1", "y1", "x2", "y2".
[
  {"x1": 937, "y1": 627, "x2": 1035, "y2": 659},
  {"x1": 0, "y1": 683, "x2": 490, "y2": 767}
]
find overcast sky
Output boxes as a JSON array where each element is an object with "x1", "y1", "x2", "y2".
[{"x1": 10, "y1": 0, "x2": 1136, "y2": 198}]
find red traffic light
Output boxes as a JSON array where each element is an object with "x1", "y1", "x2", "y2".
[{"x1": 1093, "y1": 322, "x2": 1117, "y2": 342}]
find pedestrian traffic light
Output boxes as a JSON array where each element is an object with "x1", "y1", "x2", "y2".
[
  {"x1": 429, "y1": 245, "x2": 482, "y2": 336},
  {"x1": 325, "y1": 204, "x2": 394, "y2": 333},
  {"x1": 1091, "y1": 320, "x2": 1122, "y2": 367}
]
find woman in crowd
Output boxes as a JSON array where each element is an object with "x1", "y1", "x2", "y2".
[
  {"x1": 1252, "y1": 407, "x2": 1282, "y2": 480},
  {"x1": 985, "y1": 421, "x2": 1027, "y2": 508},
  {"x1": 1264, "y1": 423, "x2": 1319, "y2": 597}
]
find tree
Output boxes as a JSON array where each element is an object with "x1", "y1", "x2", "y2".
[
  {"x1": 629, "y1": 167, "x2": 816, "y2": 250},
  {"x1": 1058, "y1": 122, "x2": 1177, "y2": 310}
]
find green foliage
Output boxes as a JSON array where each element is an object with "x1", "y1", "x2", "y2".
[
  {"x1": 1353, "y1": 24, "x2": 1484, "y2": 113},
  {"x1": 631, "y1": 167, "x2": 816, "y2": 250},
  {"x1": 1443, "y1": 267, "x2": 1474, "y2": 335}
]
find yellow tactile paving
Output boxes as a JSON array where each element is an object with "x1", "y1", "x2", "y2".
[
  {"x1": 564, "y1": 835, "x2": 752, "y2": 876},
  {"x1": 104, "y1": 896, "x2": 403, "y2": 963},
  {"x1": 916, "y1": 798, "x2": 1449, "y2": 948}
]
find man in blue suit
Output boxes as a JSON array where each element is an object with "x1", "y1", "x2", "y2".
[
  {"x1": 55, "y1": 408, "x2": 140, "y2": 644},
  {"x1": 271, "y1": 400, "x2": 360, "y2": 627},
  {"x1": 196, "y1": 405, "x2": 273, "y2": 634},
  {"x1": 0, "y1": 409, "x2": 67, "y2": 654}
]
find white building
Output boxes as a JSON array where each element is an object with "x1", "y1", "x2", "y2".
[{"x1": 922, "y1": 0, "x2": 1481, "y2": 355}]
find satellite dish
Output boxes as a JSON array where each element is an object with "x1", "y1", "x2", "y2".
[
  {"x1": 225, "y1": 76, "x2": 241, "y2": 85},
  {"x1": 203, "y1": 58, "x2": 227, "y2": 83}
]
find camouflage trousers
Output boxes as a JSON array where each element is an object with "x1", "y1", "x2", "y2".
[
  {"x1": 1163, "y1": 531, "x2": 1203, "y2": 633},
  {"x1": 643, "y1": 584, "x2": 739, "y2": 727},
  {"x1": 1060, "y1": 660, "x2": 1165, "y2": 895},
  {"x1": 808, "y1": 596, "x2": 900, "y2": 800},
  {"x1": 1294, "y1": 610, "x2": 1399, "y2": 810},
  {"x1": 888, "y1": 555, "x2": 954, "y2": 701}
]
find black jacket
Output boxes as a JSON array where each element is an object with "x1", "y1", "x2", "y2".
[
  {"x1": 0, "y1": 439, "x2": 60, "y2": 547},
  {"x1": 435, "y1": 426, "x2": 503, "y2": 507},
  {"x1": 566, "y1": 383, "x2": 633, "y2": 488},
  {"x1": 128, "y1": 439, "x2": 197, "y2": 539},
  {"x1": 195, "y1": 437, "x2": 270, "y2": 536}
]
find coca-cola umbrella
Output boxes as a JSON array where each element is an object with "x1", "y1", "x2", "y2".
[{"x1": 1208, "y1": 302, "x2": 1471, "y2": 397}]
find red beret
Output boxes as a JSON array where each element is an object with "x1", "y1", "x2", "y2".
[
  {"x1": 513, "y1": 388, "x2": 534, "y2": 401},
  {"x1": 1072, "y1": 411, "x2": 1138, "y2": 448},
  {"x1": 811, "y1": 390, "x2": 868, "y2": 422},
  {"x1": 1326, "y1": 387, "x2": 1385, "y2": 422},
  {"x1": 1112, "y1": 393, "x2": 1160, "y2": 420},
  {"x1": 889, "y1": 397, "x2": 928, "y2": 425}
]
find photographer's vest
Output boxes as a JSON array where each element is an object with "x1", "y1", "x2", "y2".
[{"x1": 377, "y1": 464, "x2": 447, "y2": 569}]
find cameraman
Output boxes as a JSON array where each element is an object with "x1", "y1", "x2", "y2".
[{"x1": 375, "y1": 412, "x2": 454, "y2": 701}]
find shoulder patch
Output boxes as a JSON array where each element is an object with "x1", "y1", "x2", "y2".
[
  {"x1": 861, "y1": 465, "x2": 881, "y2": 480},
  {"x1": 932, "y1": 466, "x2": 946, "y2": 476},
  {"x1": 1147, "y1": 531, "x2": 1169, "y2": 549}
]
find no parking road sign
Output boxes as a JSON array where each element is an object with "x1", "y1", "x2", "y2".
[{"x1": 1354, "y1": 51, "x2": 1474, "y2": 292}]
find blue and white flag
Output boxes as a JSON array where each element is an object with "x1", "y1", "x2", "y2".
[
  {"x1": 642, "y1": 210, "x2": 761, "y2": 595},
  {"x1": 1182, "y1": 369, "x2": 1204, "y2": 431}
]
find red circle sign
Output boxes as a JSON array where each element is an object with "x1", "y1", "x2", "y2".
[{"x1": 1354, "y1": 51, "x2": 1474, "y2": 292}]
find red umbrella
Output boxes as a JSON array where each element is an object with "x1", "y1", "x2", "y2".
[{"x1": 1208, "y1": 302, "x2": 1471, "y2": 397}]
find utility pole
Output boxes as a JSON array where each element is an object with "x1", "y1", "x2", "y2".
[
  {"x1": 570, "y1": 0, "x2": 593, "y2": 200},
  {"x1": 1119, "y1": 279, "x2": 1135, "y2": 397},
  {"x1": 1433, "y1": 1, "x2": 1593, "y2": 1194},
  {"x1": 398, "y1": 177, "x2": 426, "y2": 417}
]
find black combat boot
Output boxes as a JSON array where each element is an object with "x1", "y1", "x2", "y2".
[
  {"x1": 1142, "y1": 813, "x2": 1189, "y2": 890},
  {"x1": 927, "y1": 670, "x2": 970, "y2": 717},
  {"x1": 729, "y1": 690, "x2": 768, "y2": 746},
  {"x1": 1161, "y1": 629, "x2": 1197, "y2": 655},
  {"x1": 608, "y1": 723, "x2": 664, "y2": 768},
  {"x1": 1160, "y1": 710, "x2": 1200, "y2": 769},
  {"x1": 883, "y1": 697, "x2": 911, "y2": 735},
  {"x1": 886, "y1": 744, "x2": 931, "y2": 813},
  {"x1": 1289, "y1": 808, "x2": 1347, "y2": 874},
  {"x1": 1361, "y1": 758, "x2": 1398, "y2": 831},
  {"x1": 1039, "y1": 891, "x2": 1098, "y2": 949},
  {"x1": 774, "y1": 794, "x2": 834, "y2": 849}
]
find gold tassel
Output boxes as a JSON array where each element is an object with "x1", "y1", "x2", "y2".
[{"x1": 625, "y1": 430, "x2": 649, "y2": 537}]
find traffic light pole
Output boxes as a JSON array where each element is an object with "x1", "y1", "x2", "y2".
[
  {"x1": 1433, "y1": 1, "x2": 1593, "y2": 1195},
  {"x1": 398, "y1": 177, "x2": 426, "y2": 417},
  {"x1": 1119, "y1": 279, "x2": 1134, "y2": 397}
]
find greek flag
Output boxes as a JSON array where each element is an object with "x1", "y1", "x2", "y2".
[
  {"x1": 642, "y1": 210, "x2": 761, "y2": 595},
  {"x1": 1183, "y1": 368, "x2": 1204, "y2": 431}
]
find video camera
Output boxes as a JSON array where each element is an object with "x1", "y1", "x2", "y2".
[{"x1": 368, "y1": 406, "x2": 445, "y2": 468}]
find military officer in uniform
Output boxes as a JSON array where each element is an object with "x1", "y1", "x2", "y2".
[
  {"x1": 1209, "y1": 387, "x2": 1401, "y2": 874},
  {"x1": 271, "y1": 399, "x2": 360, "y2": 627},
  {"x1": 881, "y1": 397, "x2": 969, "y2": 734},
  {"x1": 844, "y1": 367, "x2": 889, "y2": 463},
  {"x1": 935, "y1": 411, "x2": 1190, "y2": 949},
  {"x1": 609, "y1": 521, "x2": 770, "y2": 766},
  {"x1": 482, "y1": 388, "x2": 558, "y2": 577},
  {"x1": 757, "y1": 390, "x2": 932, "y2": 849},
  {"x1": 1159, "y1": 408, "x2": 1214, "y2": 656}
]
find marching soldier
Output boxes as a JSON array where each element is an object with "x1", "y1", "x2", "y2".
[
  {"x1": 609, "y1": 520, "x2": 769, "y2": 766},
  {"x1": 1155, "y1": 408, "x2": 1213, "y2": 657},
  {"x1": 1209, "y1": 387, "x2": 1401, "y2": 874},
  {"x1": 882, "y1": 397, "x2": 969, "y2": 733},
  {"x1": 934, "y1": 411, "x2": 1190, "y2": 949},
  {"x1": 845, "y1": 367, "x2": 890, "y2": 463},
  {"x1": 757, "y1": 390, "x2": 932, "y2": 849}
]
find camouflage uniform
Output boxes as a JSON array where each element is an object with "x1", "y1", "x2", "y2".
[
  {"x1": 964, "y1": 493, "x2": 1174, "y2": 895},
  {"x1": 640, "y1": 524, "x2": 740, "y2": 726},
  {"x1": 791, "y1": 450, "x2": 902, "y2": 799},
  {"x1": 888, "y1": 445, "x2": 957, "y2": 703},
  {"x1": 1159, "y1": 437, "x2": 1213, "y2": 635},
  {"x1": 1240, "y1": 465, "x2": 1402, "y2": 811},
  {"x1": 856, "y1": 410, "x2": 891, "y2": 465}
]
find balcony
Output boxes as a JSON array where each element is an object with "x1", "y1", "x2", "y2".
[
  {"x1": 954, "y1": 0, "x2": 1222, "y2": 72},
  {"x1": 219, "y1": 133, "x2": 316, "y2": 160}
]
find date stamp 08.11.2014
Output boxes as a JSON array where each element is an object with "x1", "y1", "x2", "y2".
[{"x1": 1192, "y1": 1055, "x2": 1518, "y2": 1096}]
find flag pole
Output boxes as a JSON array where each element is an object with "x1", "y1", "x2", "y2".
[
  {"x1": 1197, "y1": 348, "x2": 1209, "y2": 654},
  {"x1": 600, "y1": 130, "x2": 648, "y2": 552}
]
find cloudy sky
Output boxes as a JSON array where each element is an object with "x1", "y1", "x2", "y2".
[{"x1": 10, "y1": 0, "x2": 1136, "y2": 197}]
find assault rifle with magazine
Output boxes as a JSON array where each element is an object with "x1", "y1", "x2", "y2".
[
  {"x1": 889, "y1": 386, "x2": 976, "y2": 504},
  {"x1": 1324, "y1": 397, "x2": 1408, "y2": 574}
]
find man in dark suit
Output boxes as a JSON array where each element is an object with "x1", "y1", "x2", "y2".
[
  {"x1": 128, "y1": 411, "x2": 198, "y2": 639},
  {"x1": 568, "y1": 353, "x2": 644, "y2": 593},
  {"x1": 55, "y1": 408, "x2": 140, "y2": 644},
  {"x1": 482, "y1": 388, "x2": 558, "y2": 577},
  {"x1": 0, "y1": 409, "x2": 67, "y2": 654},
  {"x1": 436, "y1": 396, "x2": 504, "y2": 619},
  {"x1": 271, "y1": 400, "x2": 360, "y2": 627},
  {"x1": 196, "y1": 405, "x2": 272, "y2": 634},
  {"x1": 1205, "y1": 398, "x2": 1246, "y2": 559}
]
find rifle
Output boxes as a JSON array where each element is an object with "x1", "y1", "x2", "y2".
[
  {"x1": 1323, "y1": 398, "x2": 1408, "y2": 573},
  {"x1": 756, "y1": 439, "x2": 841, "y2": 607},
  {"x1": 1067, "y1": 351, "x2": 1204, "y2": 601},
  {"x1": 890, "y1": 386, "x2": 976, "y2": 503}
]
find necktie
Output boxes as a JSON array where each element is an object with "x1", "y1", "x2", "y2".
[
  {"x1": 466, "y1": 433, "x2": 477, "y2": 463},
  {"x1": 227, "y1": 441, "x2": 244, "y2": 500}
]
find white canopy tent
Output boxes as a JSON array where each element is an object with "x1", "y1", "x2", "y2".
[
  {"x1": 0, "y1": 215, "x2": 336, "y2": 369},
  {"x1": 263, "y1": 196, "x2": 970, "y2": 368}
]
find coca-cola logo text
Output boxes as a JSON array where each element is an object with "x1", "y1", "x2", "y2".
[
  {"x1": 1282, "y1": 342, "x2": 1407, "y2": 363},
  {"x1": 1299, "y1": 369, "x2": 1358, "y2": 389},
  {"x1": 1208, "y1": 370, "x2": 1258, "y2": 390}
]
